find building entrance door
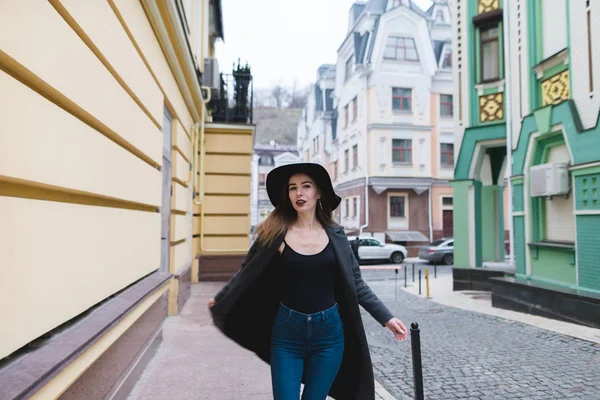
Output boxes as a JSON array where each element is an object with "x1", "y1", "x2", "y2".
[{"x1": 443, "y1": 209, "x2": 453, "y2": 237}]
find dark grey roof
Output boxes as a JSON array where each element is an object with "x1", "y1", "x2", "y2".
[
  {"x1": 318, "y1": 64, "x2": 336, "y2": 79},
  {"x1": 425, "y1": 4, "x2": 434, "y2": 16},
  {"x1": 214, "y1": 0, "x2": 224, "y2": 40},
  {"x1": 318, "y1": 64, "x2": 335, "y2": 76},
  {"x1": 337, "y1": 0, "x2": 386, "y2": 53},
  {"x1": 364, "y1": 0, "x2": 387, "y2": 14},
  {"x1": 315, "y1": 84, "x2": 323, "y2": 112},
  {"x1": 354, "y1": 32, "x2": 370, "y2": 64},
  {"x1": 352, "y1": 3, "x2": 367, "y2": 24},
  {"x1": 314, "y1": 86, "x2": 334, "y2": 112},
  {"x1": 433, "y1": 40, "x2": 445, "y2": 63},
  {"x1": 366, "y1": 17, "x2": 380, "y2": 63},
  {"x1": 325, "y1": 89, "x2": 334, "y2": 111}
]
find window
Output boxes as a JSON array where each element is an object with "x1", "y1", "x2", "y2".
[
  {"x1": 392, "y1": 139, "x2": 412, "y2": 163},
  {"x1": 442, "y1": 197, "x2": 453, "y2": 206},
  {"x1": 345, "y1": 198, "x2": 350, "y2": 217},
  {"x1": 360, "y1": 238, "x2": 382, "y2": 247},
  {"x1": 344, "y1": 104, "x2": 349, "y2": 127},
  {"x1": 352, "y1": 197, "x2": 357, "y2": 217},
  {"x1": 260, "y1": 155, "x2": 274, "y2": 165},
  {"x1": 390, "y1": 196, "x2": 406, "y2": 217},
  {"x1": 384, "y1": 36, "x2": 419, "y2": 61},
  {"x1": 352, "y1": 144, "x2": 358, "y2": 169},
  {"x1": 442, "y1": 49, "x2": 452, "y2": 68},
  {"x1": 352, "y1": 96, "x2": 358, "y2": 122},
  {"x1": 313, "y1": 137, "x2": 319, "y2": 154},
  {"x1": 259, "y1": 173, "x2": 266, "y2": 186},
  {"x1": 344, "y1": 149, "x2": 349, "y2": 172},
  {"x1": 345, "y1": 56, "x2": 354, "y2": 81},
  {"x1": 392, "y1": 88, "x2": 412, "y2": 111},
  {"x1": 440, "y1": 94, "x2": 453, "y2": 117},
  {"x1": 333, "y1": 161, "x2": 338, "y2": 181},
  {"x1": 480, "y1": 25, "x2": 500, "y2": 82},
  {"x1": 441, "y1": 143, "x2": 454, "y2": 167}
]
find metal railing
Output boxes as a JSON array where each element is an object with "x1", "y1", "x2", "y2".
[{"x1": 210, "y1": 72, "x2": 253, "y2": 124}]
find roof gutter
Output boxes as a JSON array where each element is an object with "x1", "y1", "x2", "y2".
[{"x1": 141, "y1": 0, "x2": 205, "y2": 122}]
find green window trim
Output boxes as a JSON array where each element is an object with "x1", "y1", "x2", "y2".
[
  {"x1": 528, "y1": 0, "x2": 571, "y2": 110},
  {"x1": 470, "y1": 2, "x2": 505, "y2": 126},
  {"x1": 474, "y1": 21, "x2": 504, "y2": 85},
  {"x1": 539, "y1": 62, "x2": 569, "y2": 81}
]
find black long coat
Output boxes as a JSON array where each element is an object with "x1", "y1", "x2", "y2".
[{"x1": 209, "y1": 225, "x2": 394, "y2": 400}]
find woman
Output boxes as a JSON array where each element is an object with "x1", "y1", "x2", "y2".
[{"x1": 209, "y1": 163, "x2": 407, "y2": 400}]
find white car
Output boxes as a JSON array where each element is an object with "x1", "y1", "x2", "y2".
[{"x1": 347, "y1": 236, "x2": 407, "y2": 264}]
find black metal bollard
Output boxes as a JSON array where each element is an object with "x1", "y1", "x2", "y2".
[
  {"x1": 434, "y1": 263, "x2": 437, "y2": 279},
  {"x1": 418, "y1": 270, "x2": 422, "y2": 295},
  {"x1": 411, "y1": 323, "x2": 425, "y2": 400},
  {"x1": 404, "y1": 264, "x2": 407, "y2": 288},
  {"x1": 412, "y1": 263, "x2": 415, "y2": 282},
  {"x1": 395, "y1": 268, "x2": 399, "y2": 301}
]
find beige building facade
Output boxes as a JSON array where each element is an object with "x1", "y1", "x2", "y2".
[{"x1": 0, "y1": 1, "x2": 253, "y2": 398}]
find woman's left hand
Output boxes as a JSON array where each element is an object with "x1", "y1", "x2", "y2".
[{"x1": 385, "y1": 318, "x2": 408, "y2": 341}]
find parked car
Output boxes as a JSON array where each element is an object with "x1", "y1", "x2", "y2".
[
  {"x1": 347, "y1": 236, "x2": 407, "y2": 264},
  {"x1": 418, "y1": 238, "x2": 454, "y2": 265}
]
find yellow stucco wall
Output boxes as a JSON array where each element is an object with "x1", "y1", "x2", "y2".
[
  {"x1": 195, "y1": 125, "x2": 254, "y2": 254},
  {"x1": 0, "y1": 0, "x2": 208, "y2": 361}
]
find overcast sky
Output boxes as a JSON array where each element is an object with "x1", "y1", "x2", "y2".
[{"x1": 215, "y1": 0, "x2": 433, "y2": 90}]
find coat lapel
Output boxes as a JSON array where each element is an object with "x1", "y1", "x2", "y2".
[{"x1": 326, "y1": 225, "x2": 356, "y2": 291}]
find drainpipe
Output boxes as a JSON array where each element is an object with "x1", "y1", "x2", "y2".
[
  {"x1": 359, "y1": 71, "x2": 369, "y2": 235},
  {"x1": 503, "y1": 2, "x2": 514, "y2": 264},
  {"x1": 428, "y1": 186, "x2": 433, "y2": 242}
]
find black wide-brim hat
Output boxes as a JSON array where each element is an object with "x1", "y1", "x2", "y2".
[{"x1": 266, "y1": 163, "x2": 342, "y2": 211}]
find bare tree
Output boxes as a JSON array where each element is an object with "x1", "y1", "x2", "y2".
[
  {"x1": 271, "y1": 84, "x2": 288, "y2": 109},
  {"x1": 288, "y1": 81, "x2": 311, "y2": 109},
  {"x1": 253, "y1": 88, "x2": 272, "y2": 108}
]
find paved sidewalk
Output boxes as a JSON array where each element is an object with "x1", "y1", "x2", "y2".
[
  {"x1": 128, "y1": 282, "x2": 400, "y2": 400},
  {"x1": 400, "y1": 264, "x2": 600, "y2": 344}
]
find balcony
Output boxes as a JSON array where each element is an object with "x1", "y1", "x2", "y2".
[{"x1": 209, "y1": 62, "x2": 254, "y2": 124}]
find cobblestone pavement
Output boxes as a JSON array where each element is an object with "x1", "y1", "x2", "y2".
[{"x1": 360, "y1": 277, "x2": 600, "y2": 400}]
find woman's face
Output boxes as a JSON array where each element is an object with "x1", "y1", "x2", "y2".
[{"x1": 288, "y1": 173, "x2": 321, "y2": 214}]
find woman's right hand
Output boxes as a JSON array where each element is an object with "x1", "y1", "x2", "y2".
[{"x1": 207, "y1": 298, "x2": 216, "y2": 309}]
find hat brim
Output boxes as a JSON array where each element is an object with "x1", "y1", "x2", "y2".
[{"x1": 266, "y1": 163, "x2": 342, "y2": 211}]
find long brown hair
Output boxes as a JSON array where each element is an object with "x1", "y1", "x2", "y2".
[{"x1": 256, "y1": 173, "x2": 336, "y2": 247}]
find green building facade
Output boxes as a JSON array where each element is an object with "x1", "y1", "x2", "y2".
[{"x1": 452, "y1": 0, "x2": 600, "y2": 294}]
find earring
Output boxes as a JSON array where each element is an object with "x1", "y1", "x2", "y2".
[{"x1": 318, "y1": 199, "x2": 323, "y2": 210}]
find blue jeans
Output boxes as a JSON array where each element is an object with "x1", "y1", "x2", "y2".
[{"x1": 270, "y1": 303, "x2": 345, "y2": 400}]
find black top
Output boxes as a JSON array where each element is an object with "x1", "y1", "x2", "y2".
[{"x1": 281, "y1": 241, "x2": 337, "y2": 314}]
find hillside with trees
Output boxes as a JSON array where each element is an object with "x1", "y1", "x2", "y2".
[{"x1": 252, "y1": 81, "x2": 310, "y2": 146}]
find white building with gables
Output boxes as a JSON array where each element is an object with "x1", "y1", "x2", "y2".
[{"x1": 299, "y1": 0, "x2": 455, "y2": 257}]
